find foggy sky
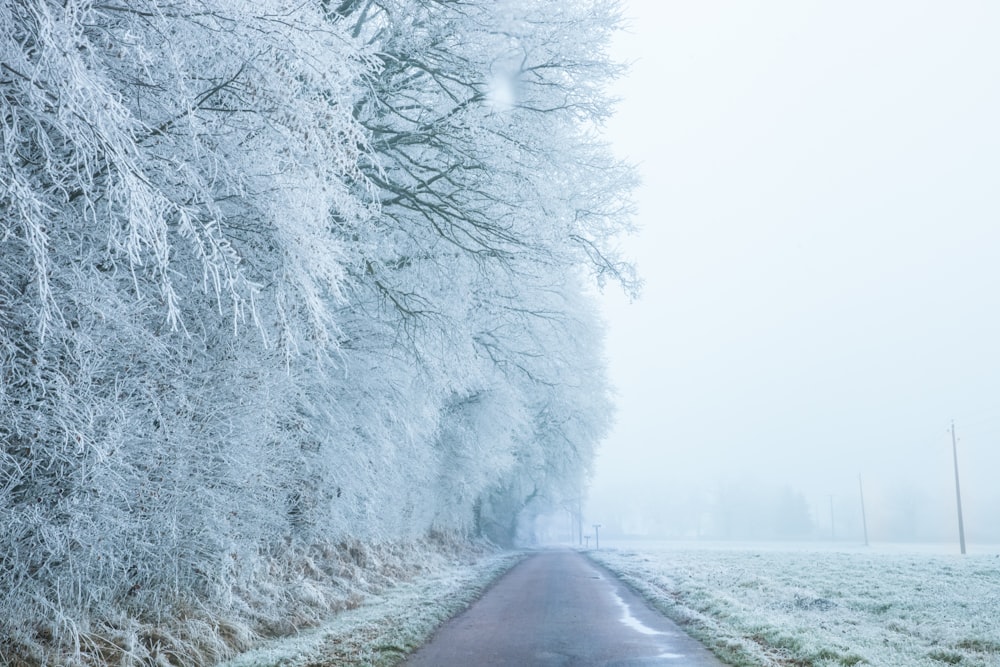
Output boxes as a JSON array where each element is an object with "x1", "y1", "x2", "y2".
[{"x1": 589, "y1": 0, "x2": 1000, "y2": 544}]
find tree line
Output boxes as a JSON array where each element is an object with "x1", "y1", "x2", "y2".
[{"x1": 0, "y1": 0, "x2": 635, "y2": 662}]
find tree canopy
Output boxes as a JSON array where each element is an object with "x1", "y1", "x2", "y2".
[{"x1": 0, "y1": 1, "x2": 635, "y2": 663}]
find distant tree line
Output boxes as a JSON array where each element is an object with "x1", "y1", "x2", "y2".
[
  {"x1": 596, "y1": 482, "x2": 815, "y2": 540},
  {"x1": 0, "y1": 0, "x2": 635, "y2": 662},
  {"x1": 595, "y1": 478, "x2": 1000, "y2": 544}
]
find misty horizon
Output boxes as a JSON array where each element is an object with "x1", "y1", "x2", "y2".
[{"x1": 586, "y1": 0, "x2": 1000, "y2": 550}]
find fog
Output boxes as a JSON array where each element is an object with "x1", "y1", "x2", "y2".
[{"x1": 587, "y1": 0, "x2": 1000, "y2": 544}]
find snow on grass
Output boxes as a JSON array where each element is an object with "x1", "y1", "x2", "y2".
[
  {"x1": 217, "y1": 550, "x2": 523, "y2": 667},
  {"x1": 589, "y1": 543, "x2": 1000, "y2": 667}
]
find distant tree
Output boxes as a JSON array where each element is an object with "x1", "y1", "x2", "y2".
[
  {"x1": 773, "y1": 487, "x2": 814, "y2": 538},
  {"x1": 707, "y1": 481, "x2": 814, "y2": 540}
]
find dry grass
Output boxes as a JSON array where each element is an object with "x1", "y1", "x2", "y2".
[{"x1": 1, "y1": 534, "x2": 501, "y2": 667}]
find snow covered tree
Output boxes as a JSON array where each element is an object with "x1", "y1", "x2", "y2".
[
  {"x1": 1, "y1": 0, "x2": 635, "y2": 662},
  {"x1": 330, "y1": 0, "x2": 637, "y2": 542},
  {"x1": 1, "y1": 1, "x2": 377, "y2": 660}
]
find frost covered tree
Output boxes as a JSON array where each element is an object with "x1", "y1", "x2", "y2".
[
  {"x1": 1, "y1": 0, "x2": 635, "y2": 662},
  {"x1": 1, "y1": 1, "x2": 376, "y2": 660},
  {"x1": 331, "y1": 0, "x2": 637, "y2": 543}
]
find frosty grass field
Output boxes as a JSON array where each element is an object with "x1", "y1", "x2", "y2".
[
  {"x1": 217, "y1": 551, "x2": 522, "y2": 667},
  {"x1": 591, "y1": 541, "x2": 1000, "y2": 667},
  {"x1": 216, "y1": 542, "x2": 999, "y2": 666}
]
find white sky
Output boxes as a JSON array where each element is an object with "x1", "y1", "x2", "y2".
[{"x1": 590, "y1": 0, "x2": 1000, "y2": 540}]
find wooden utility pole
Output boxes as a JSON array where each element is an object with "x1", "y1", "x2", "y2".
[
  {"x1": 829, "y1": 495, "x2": 835, "y2": 540},
  {"x1": 951, "y1": 421, "x2": 967, "y2": 555},
  {"x1": 578, "y1": 498, "x2": 583, "y2": 546},
  {"x1": 858, "y1": 474, "x2": 869, "y2": 547}
]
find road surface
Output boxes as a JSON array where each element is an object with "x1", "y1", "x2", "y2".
[{"x1": 404, "y1": 549, "x2": 727, "y2": 666}]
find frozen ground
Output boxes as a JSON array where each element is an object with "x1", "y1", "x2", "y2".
[
  {"x1": 589, "y1": 541, "x2": 1000, "y2": 667},
  {"x1": 217, "y1": 551, "x2": 522, "y2": 667}
]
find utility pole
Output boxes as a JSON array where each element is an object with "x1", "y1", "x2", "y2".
[
  {"x1": 829, "y1": 495, "x2": 835, "y2": 541},
  {"x1": 593, "y1": 524, "x2": 602, "y2": 550},
  {"x1": 858, "y1": 474, "x2": 869, "y2": 547},
  {"x1": 951, "y1": 420, "x2": 967, "y2": 555}
]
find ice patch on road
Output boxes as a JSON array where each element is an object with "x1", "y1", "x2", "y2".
[{"x1": 612, "y1": 589, "x2": 665, "y2": 636}]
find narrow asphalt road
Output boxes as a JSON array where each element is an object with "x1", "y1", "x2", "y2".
[{"x1": 403, "y1": 549, "x2": 727, "y2": 666}]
